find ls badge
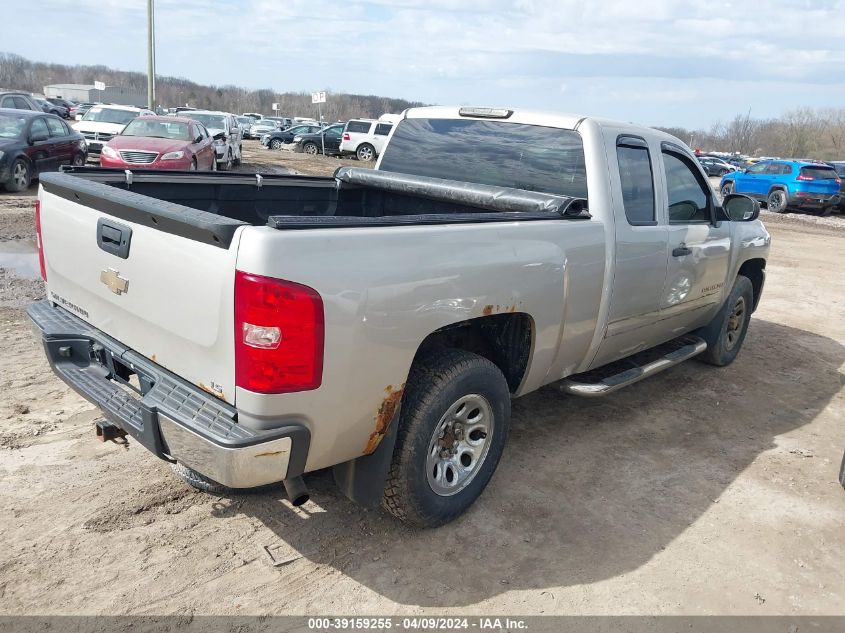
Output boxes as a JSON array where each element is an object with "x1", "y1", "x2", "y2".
[{"x1": 100, "y1": 268, "x2": 129, "y2": 295}]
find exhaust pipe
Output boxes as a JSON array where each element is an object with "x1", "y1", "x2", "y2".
[{"x1": 283, "y1": 476, "x2": 310, "y2": 506}]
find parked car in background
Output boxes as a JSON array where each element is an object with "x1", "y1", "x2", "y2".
[
  {"x1": 186, "y1": 110, "x2": 242, "y2": 170},
  {"x1": 72, "y1": 104, "x2": 155, "y2": 161},
  {"x1": 262, "y1": 123, "x2": 323, "y2": 150},
  {"x1": 828, "y1": 161, "x2": 845, "y2": 211},
  {"x1": 294, "y1": 123, "x2": 344, "y2": 155},
  {"x1": 248, "y1": 119, "x2": 280, "y2": 140},
  {"x1": 339, "y1": 118, "x2": 393, "y2": 161},
  {"x1": 99, "y1": 115, "x2": 216, "y2": 171},
  {"x1": 34, "y1": 97, "x2": 69, "y2": 119},
  {"x1": 698, "y1": 156, "x2": 737, "y2": 177},
  {"x1": 236, "y1": 116, "x2": 254, "y2": 138},
  {"x1": 242, "y1": 112, "x2": 262, "y2": 121},
  {"x1": 46, "y1": 97, "x2": 76, "y2": 118},
  {"x1": 0, "y1": 91, "x2": 42, "y2": 112},
  {"x1": 720, "y1": 159, "x2": 841, "y2": 215},
  {"x1": 0, "y1": 108, "x2": 87, "y2": 191},
  {"x1": 262, "y1": 116, "x2": 289, "y2": 128},
  {"x1": 73, "y1": 102, "x2": 98, "y2": 120}
]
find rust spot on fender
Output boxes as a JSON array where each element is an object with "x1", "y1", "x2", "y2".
[
  {"x1": 198, "y1": 383, "x2": 225, "y2": 400},
  {"x1": 254, "y1": 449, "x2": 288, "y2": 458},
  {"x1": 482, "y1": 302, "x2": 520, "y2": 316},
  {"x1": 364, "y1": 384, "x2": 405, "y2": 455}
]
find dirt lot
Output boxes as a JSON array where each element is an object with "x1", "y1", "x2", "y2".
[{"x1": 0, "y1": 157, "x2": 843, "y2": 616}]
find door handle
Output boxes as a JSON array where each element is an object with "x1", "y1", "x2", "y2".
[{"x1": 672, "y1": 246, "x2": 692, "y2": 257}]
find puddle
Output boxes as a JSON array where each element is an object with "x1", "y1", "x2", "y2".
[{"x1": 0, "y1": 239, "x2": 40, "y2": 279}]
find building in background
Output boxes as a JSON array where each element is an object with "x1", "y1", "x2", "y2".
[{"x1": 43, "y1": 83, "x2": 146, "y2": 107}]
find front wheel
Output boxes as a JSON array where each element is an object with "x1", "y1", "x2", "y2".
[
  {"x1": 270, "y1": 138, "x2": 283, "y2": 150},
  {"x1": 4, "y1": 159, "x2": 30, "y2": 192},
  {"x1": 697, "y1": 275, "x2": 754, "y2": 367},
  {"x1": 233, "y1": 145, "x2": 242, "y2": 166},
  {"x1": 767, "y1": 189, "x2": 787, "y2": 213},
  {"x1": 720, "y1": 181, "x2": 734, "y2": 198},
  {"x1": 221, "y1": 150, "x2": 233, "y2": 171},
  {"x1": 382, "y1": 349, "x2": 511, "y2": 528}
]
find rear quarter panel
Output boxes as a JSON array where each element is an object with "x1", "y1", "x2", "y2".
[{"x1": 235, "y1": 220, "x2": 606, "y2": 472}]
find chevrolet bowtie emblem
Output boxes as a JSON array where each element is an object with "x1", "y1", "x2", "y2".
[{"x1": 100, "y1": 268, "x2": 129, "y2": 295}]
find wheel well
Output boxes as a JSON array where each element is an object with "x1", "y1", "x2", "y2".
[
  {"x1": 414, "y1": 313, "x2": 533, "y2": 393},
  {"x1": 738, "y1": 258, "x2": 766, "y2": 312}
]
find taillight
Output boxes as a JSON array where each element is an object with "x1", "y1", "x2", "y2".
[
  {"x1": 342, "y1": 133, "x2": 350, "y2": 141},
  {"x1": 34, "y1": 200, "x2": 46, "y2": 281},
  {"x1": 234, "y1": 270, "x2": 324, "y2": 394},
  {"x1": 796, "y1": 174, "x2": 814, "y2": 181}
]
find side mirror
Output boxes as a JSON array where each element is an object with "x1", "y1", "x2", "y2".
[
  {"x1": 723, "y1": 194, "x2": 760, "y2": 221},
  {"x1": 195, "y1": 136, "x2": 203, "y2": 144},
  {"x1": 213, "y1": 131, "x2": 225, "y2": 140}
]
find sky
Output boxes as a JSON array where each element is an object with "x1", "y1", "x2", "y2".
[{"x1": 9, "y1": 0, "x2": 845, "y2": 129}]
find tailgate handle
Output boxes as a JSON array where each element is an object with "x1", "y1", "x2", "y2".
[{"x1": 97, "y1": 218, "x2": 132, "y2": 259}]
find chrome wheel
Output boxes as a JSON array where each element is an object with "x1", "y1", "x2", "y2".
[
  {"x1": 721, "y1": 182, "x2": 733, "y2": 198},
  {"x1": 304, "y1": 143, "x2": 318, "y2": 155},
  {"x1": 270, "y1": 139, "x2": 283, "y2": 150},
  {"x1": 12, "y1": 161, "x2": 28, "y2": 189},
  {"x1": 725, "y1": 295, "x2": 746, "y2": 350},
  {"x1": 357, "y1": 145, "x2": 375, "y2": 161},
  {"x1": 426, "y1": 394, "x2": 494, "y2": 497}
]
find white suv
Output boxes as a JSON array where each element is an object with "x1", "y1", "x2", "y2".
[
  {"x1": 339, "y1": 119, "x2": 394, "y2": 161},
  {"x1": 72, "y1": 104, "x2": 154, "y2": 161},
  {"x1": 185, "y1": 111, "x2": 243, "y2": 170}
]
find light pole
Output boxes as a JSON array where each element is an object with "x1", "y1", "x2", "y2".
[{"x1": 147, "y1": 0, "x2": 156, "y2": 110}]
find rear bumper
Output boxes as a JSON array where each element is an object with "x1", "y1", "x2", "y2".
[
  {"x1": 788, "y1": 192, "x2": 840, "y2": 208},
  {"x1": 27, "y1": 300, "x2": 310, "y2": 488}
]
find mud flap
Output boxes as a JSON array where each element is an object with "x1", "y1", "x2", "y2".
[{"x1": 332, "y1": 406, "x2": 401, "y2": 509}]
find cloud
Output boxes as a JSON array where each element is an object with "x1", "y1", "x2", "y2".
[{"x1": 7, "y1": 0, "x2": 845, "y2": 127}]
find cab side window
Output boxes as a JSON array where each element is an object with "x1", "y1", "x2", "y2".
[
  {"x1": 616, "y1": 137, "x2": 655, "y2": 225},
  {"x1": 662, "y1": 150, "x2": 711, "y2": 224}
]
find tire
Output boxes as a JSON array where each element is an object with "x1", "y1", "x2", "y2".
[
  {"x1": 189, "y1": 158, "x2": 197, "y2": 171},
  {"x1": 71, "y1": 153, "x2": 85, "y2": 167},
  {"x1": 4, "y1": 158, "x2": 30, "y2": 192},
  {"x1": 819, "y1": 206, "x2": 833, "y2": 217},
  {"x1": 210, "y1": 154, "x2": 218, "y2": 171},
  {"x1": 303, "y1": 142, "x2": 319, "y2": 155},
  {"x1": 221, "y1": 149, "x2": 233, "y2": 171},
  {"x1": 233, "y1": 145, "x2": 242, "y2": 166},
  {"x1": 767, "y1": 189, "x2": 787, "y2": 213},
  {"x1": 382, "y1": 349, "x2": 511, "y2": 528},
  {"x1": 696, "y1": 275, "x2": 754, "y2": 367},
  {"x1": 171, "y1": 462, "x2": 229, "y2": 494},
  {"x1": 720, "y1": 181, "x2": 734, "y2": 197},
  {"x1": 839, "y1": 451, "x2": 845, "y2": 489},
  {"x1": 270, "y1": 138, "x2": 284, "y2": 150},
  {"x1": 356, "y1": 143, "x2": 376, "y2": 162}
]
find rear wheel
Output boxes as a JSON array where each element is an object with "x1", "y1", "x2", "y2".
[
  {"x1": 697, "y1": 275, "x2": 754, "y2": 367},
  {"x1": 4, "y1": 159, "x2": 30, "y2": 192},
  {"x1": 356, "y1": 143, "x2": 376, "y2": 162},
  {"x1": 382, "y1": 349, "x2": 511, "y2": 528},
  {"x1": 303, "y1": 142, "x2": 319, "y2": 155},
  {"x1": 270, "y1": 138, "x2": 283, "y2": 150},
  {"x1": 767, "y1": 189, "x2": 787, "y2": 213},
  {"x1": 819, "y1": 205, "x2": 833, "y2": 217},
  {"x1": 71, "y1": 153, "x2": 86, "y2": 167}
]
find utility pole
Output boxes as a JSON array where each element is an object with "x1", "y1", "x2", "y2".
[{"x1": 147, "y1": 0, "x2": 156, "y2": 110}]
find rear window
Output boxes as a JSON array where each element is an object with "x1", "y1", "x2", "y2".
[
  {"x1": 378, "y1": 118, "x2": 587, "y2": 198},
  {"x1": 800, "y1": 166, "x2": 838, "y2": 180},
  {"x1": 833, "y1": 164, "x2": 845, "y2": 177},
  {"x1": 346, "y1": 120, "x2": 372, "y2": 134}
]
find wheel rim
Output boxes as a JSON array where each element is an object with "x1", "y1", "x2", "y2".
[
  {"x1": 721, "y1": 184, "x2": 732, "y2": 197},
  {"x1": 305, "y1": 144, "x2": 317, "y2": 155},
  {"x1": 769, "y1": 192, "x2": 785, "y2": 212},
  {"x1": 359, "y1": 146, "x2": 374, "y2": 161},
  {"x1": 73, "y1": 155, "x2": 84, "y2": 166},
  {"x1": 426, "y1": 394, "x2": 494, "y2": 497},
  {"x1": 271, "y1": 140, "x2": 281, "y2": 149},
  {"x1": 725, "y1": 296, "x2": 746, "y2": 350},
  {"x1": 12, "y1": 162, "x2": 27, "y2": 187}
]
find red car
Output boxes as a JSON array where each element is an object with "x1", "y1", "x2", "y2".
[{"x1": 99, "y1": 115, "x2": 217, "y2": 171}]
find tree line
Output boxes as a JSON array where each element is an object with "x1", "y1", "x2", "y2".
[
  {"x1": 0, "y1": 52, "x2": 424, "y2": 121},
  {"x1": 656, "y1": 107, "x2": 845, "y2": 160}
]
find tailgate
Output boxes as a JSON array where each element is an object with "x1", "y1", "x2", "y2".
[{"x1": 37, "y1": 172, "x2": 246, "y2": 405}]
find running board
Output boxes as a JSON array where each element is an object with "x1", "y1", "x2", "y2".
[{"x1": 560, "y1": 335, "x2": 707, "y2": 397}]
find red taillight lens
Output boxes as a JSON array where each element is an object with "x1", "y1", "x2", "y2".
[
  {"x1": 34, "y1": 200, "x2": 46, "y2": 281},
  {"x1": 342, "y1": 133, "x2": 350, "y2": 141},
  {"x1": 796, "y1": 174, "x2": 813, "y2": 181},
  {"x1": 234, "y1": 270, "x2": 324, "y2": 394}
]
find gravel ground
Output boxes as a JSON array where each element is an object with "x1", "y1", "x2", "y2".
[{"x1": 0, "y1": 159, "x2": 842, "y2": 617}]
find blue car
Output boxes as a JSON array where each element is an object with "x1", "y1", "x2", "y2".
[{"x1": 719, "y1": 160, "x2": 841, "y2": 215}]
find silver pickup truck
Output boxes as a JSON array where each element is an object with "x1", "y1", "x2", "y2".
[{"x1": 28, "y1": 106, "x2": 770, "y2": 527}]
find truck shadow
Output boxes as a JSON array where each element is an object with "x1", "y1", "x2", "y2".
[{"x1": 211, "y1": 318, "x2": 843, "y2": 607}]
